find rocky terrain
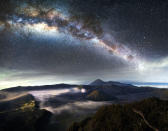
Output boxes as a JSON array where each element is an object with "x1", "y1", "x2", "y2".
[{"x1": 0, "y1": 79, "x2": 168, "y2": 131}]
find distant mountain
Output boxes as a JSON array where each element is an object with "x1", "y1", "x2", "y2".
[
  {"x1": 90, "y1": 79, "x2": 106, "y2": 86},
  {"x1": 2, "y1": 80, "x2": 168, "y2": 103},
  {"x1": 2, "y1": 84, "x2": 76, "y2": 92},
  {"x1": 90, "y1": 79, "x2": 132, "y2": 87}
]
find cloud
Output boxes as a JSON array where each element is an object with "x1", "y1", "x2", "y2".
[
  {"x1": 40, "y1": 100, "x2": 110, "y2": 114},
  {"x1": 28, "y1": 88, "x2": 110, "y2": 114},
  {"x1": 0, "y1": 0, "x2": 168, "y2": 88}
]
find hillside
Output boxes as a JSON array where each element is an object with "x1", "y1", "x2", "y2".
[
  {"x1": 0, "y1": 81, "x2": 168, "y2": 131},
  {"x1": 86, "y1": 90, "x2": 117, "y2": 101},
  {"x1": 0, "y1": 94, "x2": 52, "y2": 131},
  {"x1": 68, "y1": 97, "x2": 168, "y2": 131}
]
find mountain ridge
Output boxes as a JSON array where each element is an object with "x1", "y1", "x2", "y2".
[{"x1": 90, "y1": 79, "x2": 133, "y2": 87}]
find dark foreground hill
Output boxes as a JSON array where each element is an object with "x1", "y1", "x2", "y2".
[
  {"x1": 68, "y1": 97, "x2": 168, "y2": 131},
  {"x1": 0, "y1": 90, "x2": 168, "y2": 131},
  {"x1": 0, "y1": 94, "x2": 52, "y2": 131}
]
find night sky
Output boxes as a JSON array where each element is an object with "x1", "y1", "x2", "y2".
[{"x1": 0, "y1": 0, "x2": 168, "y2": 89}]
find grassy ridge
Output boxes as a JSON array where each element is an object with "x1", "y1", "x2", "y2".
[{"x1": 68, "y1": 97, "x2": 168, "y2": 131}]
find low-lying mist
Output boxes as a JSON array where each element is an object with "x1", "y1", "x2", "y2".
[{"x1": 29, "y1": 87, "x2": 110, "y2": 114}]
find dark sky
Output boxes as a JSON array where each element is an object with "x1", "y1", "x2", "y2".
[{"x1": 0, "y1": 0, "x2": 168, "y2": 88}]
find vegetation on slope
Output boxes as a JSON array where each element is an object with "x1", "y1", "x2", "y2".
[
  {"x1": 68, "y1": 97, "x2": 168, "y2": 131},
  {"x1": 0, "y1": 94, "x2": 52, "y2": 131}
]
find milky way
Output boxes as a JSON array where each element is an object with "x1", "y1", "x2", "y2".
[
  {"x1": 1, "y1": 4, "x2": 143, "y2": 70},
  {"x1": 0, "y1": 0, "x2": 168, "y2": 88}
]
